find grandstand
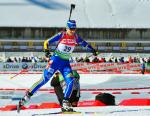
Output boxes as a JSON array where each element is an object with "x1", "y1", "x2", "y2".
[{"x1": 0, "y1": 0, "x2": 150, "y2": 53}]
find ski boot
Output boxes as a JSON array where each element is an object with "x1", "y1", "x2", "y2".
[
  {"x1": 17, "y1": 91, "x2": 32, "y2": 113},
  {"x1": 61, "y1": 100, "x2": 74, "y2": 112}
]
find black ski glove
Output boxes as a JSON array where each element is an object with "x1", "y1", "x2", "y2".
[
  {"x1": 92, "y1": 49, "x2": 99, "y2": 56},
  {"x1": 44, "y1": 49, "x2": 51, "y2": 58}
]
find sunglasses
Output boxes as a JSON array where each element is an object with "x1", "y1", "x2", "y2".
[{"x1": 69, "y1": 28, "x2": 76, "y2": 31}]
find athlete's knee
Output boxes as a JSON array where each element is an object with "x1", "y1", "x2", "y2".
[
  {"x1": 43, "y1": 69, "x2": 54, "y2": 82},
  {"x1": 64, "y1": 71, "x2": 74, "y2": 83},
  {"x1": 66, "y1": 77, "x2": 74, "y2": 84},
  {"x1": 42, "y1": 75, "x2": 49, "y2": 83},
  {"x1": 65, "y1": 78, "x2": 74, "y2": 91}
]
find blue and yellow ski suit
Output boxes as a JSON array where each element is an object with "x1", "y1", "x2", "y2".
[{"x1": 28, "y1": 31, "x2": 95, "y2": 100}]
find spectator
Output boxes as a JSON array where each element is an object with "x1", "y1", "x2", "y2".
[
  {"x1": 77, "y1": 57, "x2": 84, "y2": 62},
  {"x1": 84, "y1": 56, "x2": 90, "y2": 62},
  {"x1": 92, "y1": 57, "x2": 99, "y2": 62},
  {"x1": 14, "y1": 57, "x2": 18, "y2": 62},
  {"x1": 114, "y1": 57, "x2": 118, "y2": 63},
  {"x1": 119, "y1": 57, "x2": 124, "y2": 63},
  {"x1": 6, "y1": 57, "x2": 13, "y2": 62}
]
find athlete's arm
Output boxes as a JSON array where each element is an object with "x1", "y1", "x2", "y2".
[
  {"x1": 76, "y1": 36, "x2": 95, "y2": 52},
  {"x1": 44, "y1": 32, "x2": 63, "y2": 49}
]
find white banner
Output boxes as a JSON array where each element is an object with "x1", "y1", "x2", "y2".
[{"x1": 0, "y1": 62, "x2": 143, "y2": 73}]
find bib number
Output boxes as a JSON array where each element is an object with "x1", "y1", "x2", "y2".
[
  {"x1": 64, "y1": 46, "x2": 71, "y2": 52},
  {"x1": 57, "y1": 43, "x2": 74, "y2": 54}
]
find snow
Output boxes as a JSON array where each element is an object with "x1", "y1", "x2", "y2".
[
  {"x1": 1, "y1": 106, "x2": 150, "y2": 116},
  {"x1": 0, "y1": 73, "x2": 149, "y2": 89},
  {"x1": 1, "y1": 73, "x2": 150, "y2": 115},
  {"x1": 0, "y1": 0, "x2": 150, "y2": 28},
  {"x1": 0, "y1": 73, "x2": 150, "y2": 89}
]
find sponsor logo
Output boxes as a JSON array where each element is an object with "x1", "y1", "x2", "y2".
[
  {"x1": 3, "y1": 64, "x2": 19, "y2": 69},
  {"x1": 22, "y1": 63, "x2": 28, "y2": 69}
]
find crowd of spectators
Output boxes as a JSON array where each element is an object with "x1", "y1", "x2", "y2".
[
  {"x1": 74, "y1": 56, "x2": 150, "y2": 64},
  {"x1": 5, "y1": 56, "x2": 47, "y2": 63},
  {"x1": 3, "y1": 56, "x2": 150, "y2": 64}
]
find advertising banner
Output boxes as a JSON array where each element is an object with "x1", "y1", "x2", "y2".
[{"x1": 0, "y1": 62, "x2": 143, "y2": 73}]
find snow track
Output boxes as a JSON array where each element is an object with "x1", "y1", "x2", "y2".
[{"x1": 1, "y1": 73, "x2": 150, "y2": 115}]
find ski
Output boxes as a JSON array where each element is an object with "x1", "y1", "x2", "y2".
[
  {"x1": 32, "y1": 111, "x2": 81, "y2": 116},
  {"x1": 60, "y1": 111, "x2": 81, "y2": 114},
  {"x1": 32, "y1": 111, "x2": 108, "y2": 116}
]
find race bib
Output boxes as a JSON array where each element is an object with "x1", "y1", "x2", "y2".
[{"x1": 56, "y1": 43, "x2": 75, "y2": 54}]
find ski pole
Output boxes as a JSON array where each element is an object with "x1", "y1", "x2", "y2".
[
  {"x1": 9, "y1": 63, "x2": 36, "y2": 80},
  {"x1": 68, "y1": 4, "x2": 76, "y2": 20}
]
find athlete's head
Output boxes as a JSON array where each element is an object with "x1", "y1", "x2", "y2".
[
  {"x1": 66, "y1": 20, "x2": 76, "y2": 35},
  {"x1": 66, "y1": 20, "x2": 76, "y2": 29}
]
